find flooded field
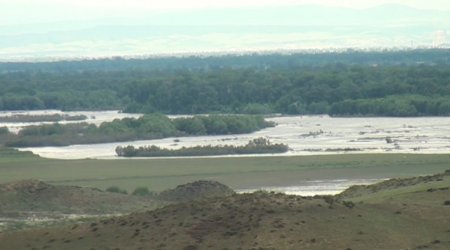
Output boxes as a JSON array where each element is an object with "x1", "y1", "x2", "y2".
[
  {"x1": 6, "y1": 112, "x2": 449, "y2": 159},
  {"x1": 237, "y1": 178, "x2": 386, "y2": 196}
]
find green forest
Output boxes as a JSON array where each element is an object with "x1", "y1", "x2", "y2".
[
  {"x1": 1, "y1": 114, "x2": 272, "y2": 147},
  {"x1": 1, "y1": 50, "x2": 450, "y2": 116}
]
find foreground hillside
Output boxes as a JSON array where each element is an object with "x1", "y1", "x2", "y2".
[
  {"x1": 0, "y1": 179, "x2": 159, "y2": 216},
  {"x1": 1, "y1": 171, "x2": 449, "y2": 250},
  {"x1": 0, "y1": 179, "x2": 233, "y2": 232},
  {"x1": 0, "y1": 179, "x2": 161, "y2": 232}
]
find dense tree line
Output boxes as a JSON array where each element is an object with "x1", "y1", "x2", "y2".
[
  {"x1": 1, "y1": 49, "x2": 448, "y2": 73},
  {"x1": 116, "y1": 137, "x2": 289, "y2": 157},
  {"x1": 330, "y1": 95, "x2": 450, "y2": 116},
  {"x1": 0, "y1": 114, "x2": 86, "y2": 123},
  {"x1": 1, "y1": 51, "x2": 450, "y2": 116},
  {"x1": 3, "y1": 114, "x2": 273, "y2": 147}
]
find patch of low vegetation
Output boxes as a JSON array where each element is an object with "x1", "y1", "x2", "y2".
[
  {"x1": 116, "y1": 137, "x2": 289, "y2": 157},
  {"x1": 342, "y1": 200, "x2": 355, "y2": 209},
  {"x1": 0, "y1": 114, "x2": 87, "y2": 123},
  {"x1": 158, "y1": 180, "x2": 235, "y2": 202},
  {"x1": 325, "y1": 148, "x2": 362, "y2": 152},
  {"x1": 0, "y1": 146, "x2": 38, "y2": 159},
  {"x1": 105, "y1": 186, "x2": 128, "y2": 194},
  {"x1": 131, "y1": 187, "x2": 156, "y2": 197},
  {"x1": 2, "y1": 114, "x2": 273, "y2": 147}
]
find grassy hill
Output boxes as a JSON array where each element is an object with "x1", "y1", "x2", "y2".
[
  {"x1": 0, "y1": 179, "x2": 163, "y2": 232},
  {"x1": 1, "y1": 171, "x2": 449, "y2": 249},
  {"x1": 0, "y1": 179, "x2": 235, "y2": 233},
  {"x1": 0, "y1": 179, "x2": 159, "y2": 215}
]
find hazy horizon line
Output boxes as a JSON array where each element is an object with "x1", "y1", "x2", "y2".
[{"x1": 2, "y1": 46, "x2": 448, "y2": 63}]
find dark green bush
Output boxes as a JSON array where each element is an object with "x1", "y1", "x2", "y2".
[
  {"x1": 132, "y1": 187, "x2": 156, "y2": 197},
  {"x1": 343, "y1": 201, "x2": 355, "y2": 209},
  {"x1": 105, "y1": 186, "x2": 128, "y2": 194}
]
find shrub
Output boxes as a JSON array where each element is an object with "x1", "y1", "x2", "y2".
[
  {"x1": 343, "y1": 201, "x2": 355, "y2": 209},
  {"x1": 323, "y1": 195, "x2": 335, "y2": 205},
  {"x1": 132, "y1": 187, "x2": 156, "y2": 197},
  {"x1": 105, "y1": 186, "x2": 128, "y2": 194}
]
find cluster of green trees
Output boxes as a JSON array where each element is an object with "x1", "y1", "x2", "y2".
[
  {"x1": 1, "y1": 50, "x2": 450, "y2": 116},
  {"x1": 173, "y1": 115, "x2": 272, "y2": 135},
  {"x1": 0, "y1": 114, "x2": 86, "y2": 123},
  {"x1": 3, "y1": 114, "x2": 272, "y2": 147},
  {"x1": 330, "y1": 95, "x2": 450, "y2": 116},
  {"x1": 115, "y1": 137, "x2": 289, "y2": 157}
]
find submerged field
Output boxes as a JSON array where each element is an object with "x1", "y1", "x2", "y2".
[{"x1": 1, "y1": 148, "x2": 449, "y2": 193}]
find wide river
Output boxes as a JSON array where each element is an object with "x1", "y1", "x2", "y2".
[
  {"x1": 2, "y1": 110, "x2": 449, "y2": 195},
  {"x1": 2, "y1": 110, "x2": 448, "y2": 159}
]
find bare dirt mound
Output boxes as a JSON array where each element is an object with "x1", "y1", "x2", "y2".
[{"x1": 158, "y1": 180, "x2": 235, "y2": 202}]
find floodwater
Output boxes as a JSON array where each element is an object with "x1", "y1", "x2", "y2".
[
  {"x1": 236, "y1": 178, "x2": 386, "y2": 196},
  {"x1": 7, "y1": 112, "x2": 450, "y2": 160},
  {"x1": 3, "y1": 110, "x2": 449, "y2": 196}
]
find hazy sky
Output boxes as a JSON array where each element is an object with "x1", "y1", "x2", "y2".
[
  {"x1": 2, "y1": 0, "x2": 449, "y2": 10},
  {"x1": 1, "y1": 0, "x2": 448, "y2": 60},
  {"x1": 1, "y1": 0, "x2": 450, "y2": 25}
]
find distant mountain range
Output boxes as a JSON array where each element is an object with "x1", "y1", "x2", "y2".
[{"x1": 1, "y1": 4, "x2": 448, "y2": 61}]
